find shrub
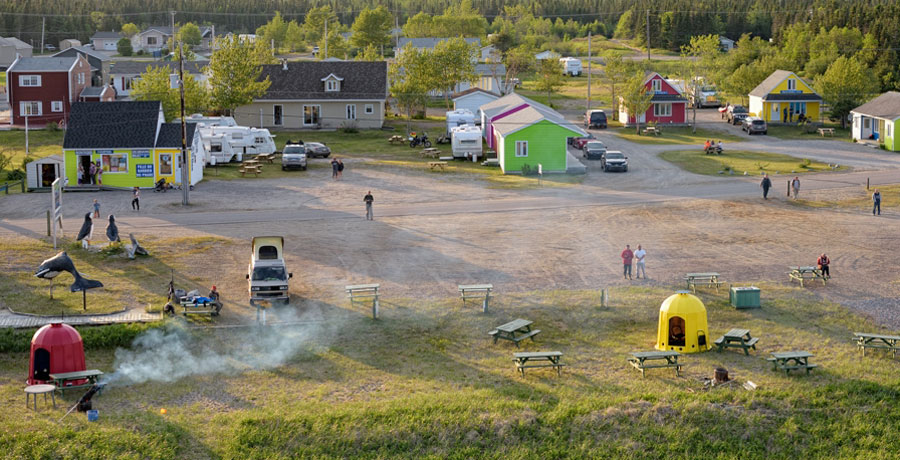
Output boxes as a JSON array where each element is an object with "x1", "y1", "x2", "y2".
[
  {"x1": 521, "y1": 164, "x2": 538, "y2": 176},
  {"x1": 21, "y1": 156, "x2": 35, "y2": 170},
  {"x1": 6, "y1": 169, "x2": 25, "y2": 180},
  {"x1": 340, "y1": 121, "x2": 359, "y2": 133},
  {"x1": 45, "y1": 121, "x2": 60, "y2": 131},
  {"x1": 0, "y1": 322, "x2": 163, "y2": 352}
]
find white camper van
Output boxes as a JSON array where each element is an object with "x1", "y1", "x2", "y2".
[
  {"x1": 451, "y1": 125, "x2": 483, "y2": 160},
  {"x1": 439, "y1": 109, "x2": 477, "y2": 144},
  {"x1": 559, "y1": 57, "x2": 582, "y2": 76},
  {"x1": 200, "y1": 126, "x2": 277, "y2": 160}
]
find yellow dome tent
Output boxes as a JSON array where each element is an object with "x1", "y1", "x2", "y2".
[{"x1": 656, "y1": 291, "x2": 710, "y2": 353}]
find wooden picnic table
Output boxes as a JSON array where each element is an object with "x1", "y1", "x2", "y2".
[
  {"x1": 49, "y1": 369, "x2": 104, "y2": 393},
  {"x1": 628, "y1": 351, "x2": 682, "y2": 377},
  {"x1": 854, "y1": 332, "x2": 900, "y2": 357},
  {"x1": 256, "y1": 153, "x2": 276, "y2": 164},
  {"x1": 714, "y1": 328, "x2": 759, "y2": 355},
  {"x1": 490, "y1": 318, "x2": 541, "y2": 347},
  {"x1": 428, "y1": 161, "x2": 448, "y2": 172},
  {"x1": 513, "y1": 351, "x2": 564, "y2": 377},
  {"x1": 25, "y1": 384, "x2": 57, "y2": 410},
  {"x1": 684, "y1": 272, "x2": 722, "y2": 293},
  {"x1": 459, "y1": 284, "x2": 492, "y2": 312},
  {"x1": 388, "y1": 135, "x2": 405, "y2": 144},
  {"x1": 642, "y1": 126, "x2": 662, "y2": 136},
  {"x1": 788, "y1": 266, "x2": 827, "y2": 288},
  {"x1": 817, "y1": 127, "x2": 835, "y2": 137},
  {"x1": 421, "y1": 147, "x2": 441, "y2": 158},
  {"x1": 768, "y1": 351, "x2": 817, "y2": 375},
  {"x1": 346, "y1": 283, "x2": 380, "y2": 319}
]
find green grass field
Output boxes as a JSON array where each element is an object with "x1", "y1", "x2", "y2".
[
  {"x1": 0, "y1": 129, "x2": 65, "y2": 169},
  {"x1": 2, "y1": 281, "x2": 900, "y2": 458},
  {"x1": 659, "y1": 150, "x2": 846, "y2": 176},
  {"x1": 765, "y1": 123, "x2": 853, "y2": 142},
  {"x1": 616, "y1": 127, "x2": 743, "y2": 145}
]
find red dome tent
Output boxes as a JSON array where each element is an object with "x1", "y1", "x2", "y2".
[{"x1": 28, "y1": 323, "x2": 86, "y2": 385}]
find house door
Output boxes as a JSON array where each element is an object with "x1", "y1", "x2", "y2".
[
  {"x1": 78, "y1": 154, "x2": 93, "y2": 185},
  {"x1": 40, "y1": 163, "x2": 58, "y2": 187},
  {"x1": 771, "y1": 103, "x2": 780, "y2": 121},
  {"x1": 668, "y1": 316, "x2": 686, "y2": 347},
  {"x1": 273, "y1": 105, "x2": 283, "y2": 126},
  {"x1": 173, "y1": 153, "x2": 184, "y2": 185},
  {"x1": 33, "y1": 348, "x2": 50, "y2": 381}
]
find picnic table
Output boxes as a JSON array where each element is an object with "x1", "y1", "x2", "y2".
[
  {"x1": 346, "y1": 283, "x2": 380, "y2": 319},
  {"x1": 854, "y1": 332, "x2": 900, "y2": 357},
  {"x1": 256, "y1": 153, "x2": 276, "y2": 164},
  {"x1": 768, "y1": 351, "x2": 818, "y2": 375},
  {"x1": 481, "y1": 158, "x2": 500, "y2": 167},
  {"x1": 817, "y1": 127, "x2": 835, "y2": 137},
  {"x1": 459, "y1": 284, "x2": 492, "y2": 312},
  {"x1": 25, "y1": 384, "x2": 57, "y2": 410},
  {"x1": 714, "y1": 328, "x2": 759, "y2": 355},
  {"x1": 684, "y1": 272, "x2": 722, "y2": 293},
  {"x1": 490, "y1": 318, "x2": 541, "y2": 347},
  {"x1": 627, "y1": 351, "x2": 682, "y2": 377},
  {"x1": 421, "y1": 147, "x2": 441, "y2": 158},
  {"x1": 428, "y1": 161, "x2": 448, "y2": 172},
  {"x1": 49, "y1": 369, "x2": 104, "y2": 393},
  {"x1": 388, "y1": 135, "x2": 405, "y2": 144},
  {"x1": 238, "y1": 164, "x2": 263, "y2": 177},
  {"x1": 642, "y1": 126, "x2": 662, "y2": 136},
  {"x1": 788, "y1": 266, "x2": 827, "y2": 287},
  {"x1": 513, "y1": 351, "x2": 564, "y2": 377}
]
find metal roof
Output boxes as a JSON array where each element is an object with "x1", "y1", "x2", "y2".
[
  {"x1": 850, "y1": 92, "x2": 900, "y2": 120},
  {"x1": 7, "y1": 56, "x2": 76, "y2": 72}
]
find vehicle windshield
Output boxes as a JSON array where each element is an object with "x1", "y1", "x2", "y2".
[
  {"x1": 590, "y1": 112, "x2": 606, "y2": 121},
  {"x1": 733, "y1": 106, "x2": 748, "y2": 113},
  {"x1": 585, "y1": 142, "x2": 605, "y2": 150},
  {"x1": 252, "y1": 266, "x2": 286, "y2": 281},
  {"x1": 606, "y1": 153, "x2": 625, "y2": 159},
  {"x1": 283, "y1": 145, "x2": 305, "y2": 154},
  {"x1": 752, "y1": 120, "x2": 766, "y2": 125},
  {"x1": 701, "y1": 86, "x2": 716, "y2": 92}
]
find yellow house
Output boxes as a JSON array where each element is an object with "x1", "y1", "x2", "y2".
[{"x1": 748, "y1": 70, "x2": 821, "y2": 123}]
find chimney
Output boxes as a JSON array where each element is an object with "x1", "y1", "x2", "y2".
[{"x1": 282, "y1": 59, "x2": 288, "y2": 71}]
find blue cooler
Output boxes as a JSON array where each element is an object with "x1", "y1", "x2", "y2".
[{"x1": 87, "y1": 410, "x2": 99, "y2": 422}]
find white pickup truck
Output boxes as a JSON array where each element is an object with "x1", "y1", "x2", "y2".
[{"x1": 246, "y1": 236, "x2": 292, "y2": 304}]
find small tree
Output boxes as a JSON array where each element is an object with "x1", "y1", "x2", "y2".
[
  {"x1": 432, "y1": 37, "x2": 478, "y2": 109},
  {"x1": 130, "y1": 65, "x2": 210, "y2": 120},
  {"x1": 256, "y1": 12, "x2": 287, "y2": 50},
  {"x1": 350, "y1": 5, "x2": 392, "y2": 51},
  {"x1": 179, "y1": 22, "x2": 203, "y2": 47},
  {"x1": 117, "y1": 37, "x2": 133, "y2": 56},
  {"x1": 816, "y1": 56, "x2": 880, "y2": 128},
  {"x1": 356, "y1": 44, "x2": 381, "y2": 61},
  {"x1": 390, "y1": 44, "x2": 432, "y2": 132},
  {"x1": 620, "y1": 74, "x2": 653, "y2": 133},
  {"x1": 317, "y1": 29, "x2": 349, "y2": 60},
  {"x1": 604, "y1": 53, "x2": 631, "y2": 120},
  {"x1": 534, "y1": 58, "x2": 564, "y2": 107},
  {"x1": 284, "y1": 21, "x2": 305, "y2": 52},
  {"x1": 121, "y1": 23, "x2": 140, "y2": 38},
  {"x1": 208, "y1": 36, "x2": 272, "y2": 115},
  {"x1": 501, "y1": 45, "x2": 534, "y2": 94}
]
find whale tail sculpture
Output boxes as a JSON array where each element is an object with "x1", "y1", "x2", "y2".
[
  {"x1": 128, "y1": 233, "x2": 148, "y2": 259},
  {"x1": 34, "y1": 251, "x2": 104, "y2": 293}
]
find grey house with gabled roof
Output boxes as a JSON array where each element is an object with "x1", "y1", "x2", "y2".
[{"x1": 234, "y1": 60, "x2": 388, "y2": 130}]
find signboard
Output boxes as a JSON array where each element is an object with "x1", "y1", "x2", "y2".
[
  {"x1": 96, "y1": 149, "x2": 113, "y2": 155},
  {"x1": 50, "y1": 178, "x2": 63, "y2": 249},
  {"x1": 132, "y1": 150, "x2": 151, "y2": 159},
  {"x1": 135, "y1": 164, "x2": 155, "y2": 178},
  {"x1": 780, "y1": 89, "x2": 802, "y2": 94}
]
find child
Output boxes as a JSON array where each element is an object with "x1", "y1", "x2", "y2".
[{"x1": 92, "y1": 199, "x2": 100, "y2": 218}]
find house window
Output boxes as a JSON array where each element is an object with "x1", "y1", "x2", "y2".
[
  {"x1": 101, "y1": 152, "x2": 128, "y2": 173},
  {"x1": 365, "y1": 104, "x2": 374, "y2": 114},
  {"x1": 654, "y1": 103, "x2": 672, "y2": 117},
  {"x1": 346, "y1": 104, "x2": 356, "y2": 120},
  {"x1": 51, "y1": 101, "x2": 63, "y2": 112},
  {"x1": 887, "y1": 123, "x2": 892, "y2": 137},
  {"x1": 273, "y1": 105, "x2": 283, "y2": 126},
  {"x1": 19, "y1": 75, "x2": 41, "y2": 87},
  {"x1": 864, "y1": 118, "x2": 870, "y2": 129},
  {"x1": 325, "y1": 79, "x2": 340, "y2": 92},
  {"x1": 159, "y1": 153, "x2": 173, "y2": 175},
  {"x1": 787, "y1": 79, "x2": 796, "y2": 90},
  {"x1": 77, "y1": 73, "x2": 85, "y2": 85},
  {"x1": 303, "y1": 105, "x2": 321, "y2": 126},
  {"x1": 515, "y1": 140, "x2": 528, "y2": 157},
  {"x1": 651, "y1": 79, "x2": 662, "y2": 92},
  {"x1": 147, "y1": 36, "x2": 157, "y2": 45},
  {"x1": 123, "y1": 77, "x2": 134, "y2": 90},
  {"x1": 20, "y1": 101, "x2": 42, "y2": 116}
]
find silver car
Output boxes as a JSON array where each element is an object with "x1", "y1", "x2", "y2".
[
  {"x1": 304, "y1": 142, "x2": 331, "y2": 158},
  {"x1": 281, "y1": 143, "x2": 307, "y2": 171}
]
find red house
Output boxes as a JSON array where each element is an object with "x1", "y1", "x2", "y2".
[
  {"x1": 6, "y1": 54, "x2": 92, "y2": 127},
  {"x1": 618, "y1": 71, "x2": 688, "y2": 127}
]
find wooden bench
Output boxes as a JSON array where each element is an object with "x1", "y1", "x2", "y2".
[
  {"x1": 180, "y1": 297, "x2": 222, "y2": 316},
  {"x1": 346, "y1": 283, "x2": 380, "y2": 319},
  {"x1": 817, "y1": 127, "x2": 835, "y2": 137},
  {"x1": 854, "y1": 332, "x2": 900, "y2": 358},
  {"x1": 490, "y1": 318, "x2": 540, "y2": 347},
  {"x1": 388, "y1": 135, "x2": 405, "y2": 144},
  {"x1": 238, "y1": 165, "x2": 262, "y2": 177},
  {"x1": 49, "y1": 369, "x2": 104, "y2": 394},
  {"x1": 714, "y1": 328, "x2": 759, "y2": 355},
  {"x1": 459, "y1": 284, "x2": 492, "y2": 312},
  {"x1": 768, "y1": 351, "x2": 817, "y2": 375},
  {"x1": 428, "y1": 161, "x2": 448, "y2": 172},
  {"x1": 513, "y1": 351, "x2": 564, "y2": 377},
  {"x1": 628, "y1": 351, "x2": 682, "y2": 377},
  {"x1": 642, "y1": 126, "x2": 661, "y2": 136},
  {"x1": 788, "y1": 266, "x2": 827, "y2": 288},
  {"x1": 684, "y1": 272, "x2": 722, "y2": 293},
  {"x1": 256, "y1": 153, "x2": 276, "y2": 164}
]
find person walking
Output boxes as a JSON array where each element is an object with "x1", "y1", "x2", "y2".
[
  {"x1": 131, "y1": 187, "x2": 140, "y2": 211},
  {"x1": 92, "y1": 199, "x2": 101, "y2": 218},
  {"x1": 364, "y1": 191, "x2": 374, "y2": 220},
  {"x1": 791, "y1": 176, "x2": 800, "y2": 199},
  {"x1": 634, "y1": 244, "x2": 647, "y2": 279},
  {"x1": 873, "y1": 189, "x2": 882, "y2": 215},
  {"x1": 621, "y1": 244, "x2": 634, "y2": 280},
  {"x1": 331, "y1": 158, "x2": 339, "y2": 180},
  {"x1": 760, "y1": 174, "x2": 772, "y2": 199},
  {"x1": 817, "y1": 253, "x2": 830, "y2": 278},
  {"x1": 337, "y1": 159, "x2": 344, "y2": 179}
]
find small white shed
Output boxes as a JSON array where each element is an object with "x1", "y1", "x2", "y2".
[
  {"x1": 453, "y1": 88, "x2": 500, "y2": 120},
  {"x1": 26, "y1": 155, "x2": 64, "y2": 190}
]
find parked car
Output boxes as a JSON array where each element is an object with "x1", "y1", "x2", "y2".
[
  {"x1": 600, "y1": 150, "x2": 628, "y2": 172},
  {"x1": 569, "y1": 134, "x2": 596, "y2": 149},
  {"x1": 582, "y1": 141, "x2": 607, "y2": 160},
  {"x1": 304, "y1": 142, "x2": 331, "y2": 158},
  {"x1": 742, "y1": 117, "x2": 768, "y2": 135},
  {"x1": 312, "y1": 46, "x2": 320, "y2": 55},
  {"x1": 726, "y1": 105, "x2": 749, "y2": 125},
  {"x1": 44, "y1": 44, "x2": 56, "y2": 51},
  {"x1": 281, "y1": 141, "x2": 307, "y2": 171},
  {"x1": 584, "y1": 110, "x2": 608, "y2": 129}
]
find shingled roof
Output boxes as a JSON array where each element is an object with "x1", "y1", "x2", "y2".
[
  {"x1": 256, "y1": 61, "x2": 388, "y2": 100},
  {"x1": 850, "y1": 92, "x2": 900, "y2": 120},
  {"x1": 7, "y1": 56, "x2": 77, "y2": 72},
  {"x1": 156, "y1": 122, "x2": 198, "y2": 148},
  {"x1": 63, "y1": 101, "x2": 162, "y2": 149},
  {"x1": 749, "y1": 70, "x2": 820, "y2": 100},
  {"x1": 110, "y1": 60, "x2": 207, "y2": 75}
]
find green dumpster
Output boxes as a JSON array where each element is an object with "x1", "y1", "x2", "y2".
[{"x1": 730, "y1": 287, "x2": 760, "y2": 309}]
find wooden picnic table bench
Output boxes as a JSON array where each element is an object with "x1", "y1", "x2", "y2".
[
  {"x1": 481, "y1": 158, "x2": 500, "y2": 167},
  {"x1": 388, "y1": 135, "x2": 405, "y2": 144},
  {"x1": 459, "y1": 284, "x2": 492, "y2": 312},
  {"x1": 817, "y1": 127, "x2": 835, "y2": 137},
  {"x1": 628, "y1": 351, "x2": 682, "y2": 377},
  {"x1": 346, "y1": 283, "x2": 380, "y2": 319},
  {"x1": 421, "y1": 147, "x2": 441, "y2": 158},
  {"x1": 642, "y1": 126, "x2": 662, "y2": 136},
  {"x1": 714, "y1": 328, "x2": 759, "y2": 355},
  {"x1": 490, "y1": 318, "x2": 541, "y2": 347},
  {"x1": 513, "y1": 351, "x2": 564, "y2": 376},
  {"x1": 428, "y1": 161, "x2": 448, "y2": 172},
  {"x1": 49, "y1": 369, "x2": 104, "y2": 393},
  {"x1": 853, "y1": 332, "x2": 900, "y2": 357},
  {"x1": 684, "y1": 272, "x2": 722, "y2": 293},
  {"x1": 256, "y1": 153, "x2": 276, "y2": 164},
  {"x1": 238, "y1": 164, "x2": 263, "y2": 177},
  {"x1": 767, "y1": 351, "x2": 818, "y2": 375},
  {"x1": 788, "y1": 266, "x2": 827, "y2": 288}
]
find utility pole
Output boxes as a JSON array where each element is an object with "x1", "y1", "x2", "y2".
[
  {"x1": 179, "y1": 40, "x2": 189, "y2": 206},
  {"x1": 587, "y1": 31, "x2": 591, "y2": 112},
  {"x1": 170, "y1": 10, "x2": 176, "y2": 53},
  {"x1": 40, "y1": 17, "x2": 45, "y2": 54},
  {"x1": 646, "y1": 9, "x2": 651, "y2": 61},
  {"x1": 324, "y1": 20, "x2": 328, "y2": 59}
]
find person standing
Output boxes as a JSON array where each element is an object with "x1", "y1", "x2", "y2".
[
  {"x1": 364, "y1": 191, "x2": 374, "y2": 220},
  {"x1": 331, "y1": 158, "x2": 339, "y2": 180},
  {"x1": 89, "y1": 161, "x2": 97, "y2": 185},
  {"x1": 77, "y1": 163, "x2": 84, "y2": 185},
  {"x1": 760, "y1": 174, "x2": 772, "y2": 199},
  {"x1": 131, "y1": 187, "x2": 140, "y2": 211},
  {"x1": 817, "y1": 253, "x2": 830, "y2": 278},
  {"x1": 92, "y1": 199, "x2": 101, "y2": 218},
  {"x1": 621, "y1": 244, "x2": 634, "y2": 280},
  {"x1": 337, "y1": 159, "x2": 344, "y2": 179},
  {"x1": 634, "y1": 244, "x2": 647, "y2": 279},
  {"x1": 791, "y1": 176, "x2": 800, "y2": 199},
  {"x1": 96, "y1": 160, "x2": 103, "y2": 186},
  {"x1": 873, "y1": 189, "x2": 882, "y2": 215}
]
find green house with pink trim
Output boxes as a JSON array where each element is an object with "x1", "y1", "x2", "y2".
[{"x1": 486, "y1": 95, "x2": 586, "y2": 174}]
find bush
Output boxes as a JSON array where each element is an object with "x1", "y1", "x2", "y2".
[
  {"x1": 0, "y1": 322, "x2": 164, "y2": 352},
  {"x1": 340, "y1": 121, "x2": 359, "y2": 133},
  {"x1": 6, "y1": 169, "x2": 25, "y2": 180},
  {"x1": 45, "y1": 121, "x2": 60, "y2": 131},
  {"x1": 21, "y1": 155, "x2": 35, "y2": 170},
  {"x1": 136, "y1": 49, "x2": 145, "y2": 56},
  {"x1": 521, "y1": 164, "x2": 538, "y2": 176},
  {"x1": 117, "y1": 37, "x2": 133, "y2": 56}
]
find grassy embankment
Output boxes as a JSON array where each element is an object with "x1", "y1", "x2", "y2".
[
  {"x1": 660, "y1": 150, "x2": 846, "y2": 176},
  {"x1": 617, "y1": 127, "x2": 743, "y2": 145},
  {"x1": 2, "y1": 282, "x2": 900, "y2": 458}
]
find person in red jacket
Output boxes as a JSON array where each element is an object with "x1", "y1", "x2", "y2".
[
  {"x1": 621, "y1": 245, "x2": 634, "y2": 280},
  {"x1": 816, "y1": 254, "x2": 830, "y2": 278}
]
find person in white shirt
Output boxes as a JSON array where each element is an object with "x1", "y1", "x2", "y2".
[{"x1": 634, "y1": 245, "x2": 647, "y2": 279}]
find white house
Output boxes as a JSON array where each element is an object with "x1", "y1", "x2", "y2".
[
  {"x1": 719, "y1": 36, "x2": 735, "y2": 52},
  {"x1": 395, "y1": 37, "x2": 481, "y2": 59},
  {"x1": 479, "y1": 44, "x2": 500, "y2": 62},
  {"x1": 90, "y1": 31, "x2": 122, "y2": 51},
  {"x1": 109, "y1": 60, "x2": 208, "y2": 97},
  {"x1": 0, "y1": 36, "x2": 32, "y2": 68},
  {"x1": 453, "y1": 88, "x2": 500, "y2": 118}
]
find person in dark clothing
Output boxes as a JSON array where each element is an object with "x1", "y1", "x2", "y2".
[
  {"x1": 817, "y1": 253, "x2": 830, "y2": 278},
  {"x1": 873, "y1": 189, "x2": 882, "y2": 215},
  {"x1": 131, "y1": 187, "x2": 140, "y2": 211},
  {"x1": 782, "y1": 107, "x2": 787, "y2": 123},
  {"x1": 364, "y1": 191, "x2": 374, "y2": 220},
  {"x1": 337, "y1": 159, "x2": 344, "y2": 179},
  {"x1": 331, "y1": 158, "x2": 339, "y2": 180},
  {"x1": 760, "y1": 174, "x2": 772, "y2": 199}
]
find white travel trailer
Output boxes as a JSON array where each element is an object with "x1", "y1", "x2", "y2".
[
  {"x1": 201, "y1": 132, "x2": 238, "y2": 164},
  {"x1": 178, "y1": 114, "x2": 238, "y2": 127},
  {"x1": 559, "y1": 57, "x2": 582, "y2": 76},
  {"x1": 446, "y1": 109, "x2": 476, "y2": 132},
  {"x1": 198, "y1": 125, "x2": 277, "y2": 161},
  {"x1": 451, "y1": 124, "x2": 483, "y2": 160}
]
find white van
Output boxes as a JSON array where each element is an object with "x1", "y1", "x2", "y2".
[
  {"x1": 559, "y1": 57, "x2": 582, "y2": 76},
  {"x1": 451, "y1": 125, "x2": 482, "y2": 160}
]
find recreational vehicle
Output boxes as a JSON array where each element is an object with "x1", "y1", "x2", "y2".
[
  {"x1": 197, "y1": 125, "x2": 277, "y2": 161},
  {"x1": 559, "y1": 57, "x2": 582, "y2": 76},
  {"x1": 451, "y1": 125, "x2": 483, "y2": 160}
]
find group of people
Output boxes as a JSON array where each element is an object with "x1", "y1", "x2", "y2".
[
  {"x1": 782, "y1": 107, "x2": 808, "y2": 124},
  {"x1": 762, "y1": 175, "x2": 886, "y2": 216},
  {"x1": 77, "y1": 161, "x2": 103, "y2": 185},
  {"x1": 620, "y1": 244, "x2": 647, "y2": 280},
  {"x1": 703, "y1": 139, "x2": 724, "y2": 154},
  {"x1": 331, "y1": 158, "x2": 345, "y2": 180}
]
